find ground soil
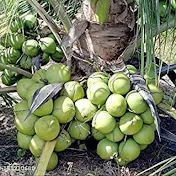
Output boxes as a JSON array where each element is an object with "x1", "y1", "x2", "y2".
[{"x1": 0, "y1": 95, "x2": 176, "y2": 176}]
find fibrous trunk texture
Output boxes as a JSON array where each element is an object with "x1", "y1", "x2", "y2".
[
  {"x1": 80, "y1": 0, "x2": 135, "y2": 61},
  {"x1": 64, "y1": 0, "x2": 136, "y2": 74}
]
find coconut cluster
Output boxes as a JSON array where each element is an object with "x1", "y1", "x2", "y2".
[
  {"x1": 14, "y1": 63, "x2": 71, "y2": 171},
  {"x1": 13, "y1": 63, "x2": 164, "y2": 171},
  {"x1": 86, "y1": 71, "x2": 163, "y2": 165},
  {"x1": 0, "y1": 13, "x2": 64, "y2": 86}
]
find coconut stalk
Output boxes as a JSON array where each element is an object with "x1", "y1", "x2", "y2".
[
  {"x1": 34, "y1": 140, "x2": 57, "y2": 176},
  {"x1": 0, "y1": 63, "x2": 32, "y2": 78},
  {"x1": 0, "y1": 86, "x2": 16, "y2": 94}
]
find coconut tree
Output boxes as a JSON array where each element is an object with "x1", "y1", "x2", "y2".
[{"x1": 0, "y1": 0, "x2": 176, "y2": 175}]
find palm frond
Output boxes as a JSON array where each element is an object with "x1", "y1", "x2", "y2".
[
  {"x1": 48, "y1": 0, "x2": 72, "y2": 32},
  {"x1": 137, "y1": 156, "x2": 176, "y2": 176},
  {"x1": 0, "y1": 0, "x2": 81, "y2": 38}
]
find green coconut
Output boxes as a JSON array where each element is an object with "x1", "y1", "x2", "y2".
[
  {"x1": 54, "y1": 130, "x2": 72, "y2": 152},
  {"x1": 92, "y1": 111, "x2": 116, "y2": 134},
  {"x1": 119, "y1": 112, "x2": 143, "y2": 135},
  {"x1": 106, "y1": 94, "x2": 127, "y2": 117},
  {"x1": 23, "y1": 14, "x2": 37, "y2": 29},
  {"x1": 25, "y1": 83, "x2": 44, "y2": 103},
  {"x1": 87, "y1": 82, "x2": 110, "y2": 106},
  {"x1": 87, "y1": 72, "x2": 110, "y2": 87},
  {"x1": 25, "y1": 83, "x2": 54, "y2": 117},
  {"x1": 139, "y1": 144, "x2": 148, "y2": 151},
  {"x1": 126, "y1": 65, "x2": 137, "y2": 74},
  {"x1": 45, "y1": 63, "x2": 71, "y2": 83},
  {"x1": 97, "y1": 138, "x2": 118, "y2": 160},
  {"x1": 150, "y1": 122, "x2": 157, "y2": 131},
  {"x1": 35, "y1": 115, "x2": 60, "y2": 141},
  {"x1": 133, "y1": 124, "x2": 155, "y2": 145},
  {"x1": 31, "y1": 99, "x2": 53, "y2": 117},
  {"x1": 17, "y1": 131, "x2": 33, "y2": 150},
  {"x1": 35, "y1": 152, "x2": 58, "y2": 171},
  {"x1": 115, "y1": 157, "x2": 129, "y2": 166},
  {"x1": 6, "y1": 47, "x2": 21, "y2": 64},
  {"x1": 105, "y1": 123, "x2": 124, "y2": 142},
  {"x1": 10, "y1": 34, "x2": 26, "y2": 50},
  {"x1": 68, "y1": 120, "x2": 90, "y2": 140},
  {"x1": 22, "y1": 39, "x2": 40, "y2": 57},
  {"x1": 91, "y1": 127, "x2": 105, "y2": 141},
  {"x1": 119, "y1": 138, "x2": 140, "y2": 162},
  {"x1": 46, "y1": 152, "x2": 58, "y2": 171},
  {"x1": 75, "y1": 98, "x2": 97, "y2": 122},
  {"x1": 48, "y1": 34, "x2": 57, "y2": 41},
  {"x1": 13, "y1": 100, "x2": 29, "y2": 117},
  {"x1": 20, "y1": 55, "x2": 32, "y2": 70},
  {"x1": 108, "y1": 72, "x2": 131, "y2": 95},
  {"x1": 140, "y1": 107, "x2": 154, "y2": 124},
  {"x1": 52, "y1": 96, "x2": 75, "y2": 124},
  {"x1": 126, "y1": 90, "x2": 148, "y2": 114},
  {"x1": 14, "y1": 110, "x2": 39, "y2": 136},
  {"x1": 1, "y1": 72, "x2": 17, "y2": 86},
  {"x1": 39, "y1": 37, "x2": 56, "y2": 54},
  {"x1": 31, "y1": 69, "x2": 47, "y2": 84},
  {"x1": 51, "y1": 46, "x2": 64, "y2": 62},
  {"x1": 61, "y1": 81, "x2": 85, "y2": 102},
  {"x1": 0, "y1": 35, "x2": 12, "y2": 48},
  {"x1": 148, "y1": 84, "x2": 164, "y2": 105},
  {"x1": 0, "y1": 52, "x2": 8, "y2": 68},
  {"x1": 1, "y1": 73, "x2": 17, "y2": 86},
  {"x1": 41, "y1": 52, "x2": 50, "y2": 65},
  {"x1": 4, "y1": 66, "x2": 19, "y2": 77},
  {"x1": 29, "y1": 135, "x2": 45, "y2": 157},
  {"x1": 10, "y1": 17, "x2": 23, "y2": 32}
]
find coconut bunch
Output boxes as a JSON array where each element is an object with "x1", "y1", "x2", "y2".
[
  {"x1": 0, "y1": 13, "x2": 64, "y2": 86},
  {"x1": 14, "y1": 63, "x2": 72, "y2": 171},
  {"x1": 13, "y1": 63, "x2": 164, "y2": 171},
  {"x1": 83, "y1": 68, "x2": 163, "y2": 165}
]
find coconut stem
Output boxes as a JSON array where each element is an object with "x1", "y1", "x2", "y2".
[
  {"x1": 34, "y1": 140, "x2": 57, "y2": 176},
  {"x1": 72, "y1": 54, "x2": 94, "y2": 66},
  {"x1": 0, "y1": 86, "x2": 17, "y2": 94},
  {"x1": 0, "y1": 63, "x2": 32, "y2": 78}
]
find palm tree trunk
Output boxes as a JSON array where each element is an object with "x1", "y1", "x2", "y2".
[{"x1": 65, "y1": 0, "x2": 136, "y2": 74}]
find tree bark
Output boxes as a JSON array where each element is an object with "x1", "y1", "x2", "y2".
[{"x1": 69, "y1": 0, "x2": 136, "y2": 74}]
